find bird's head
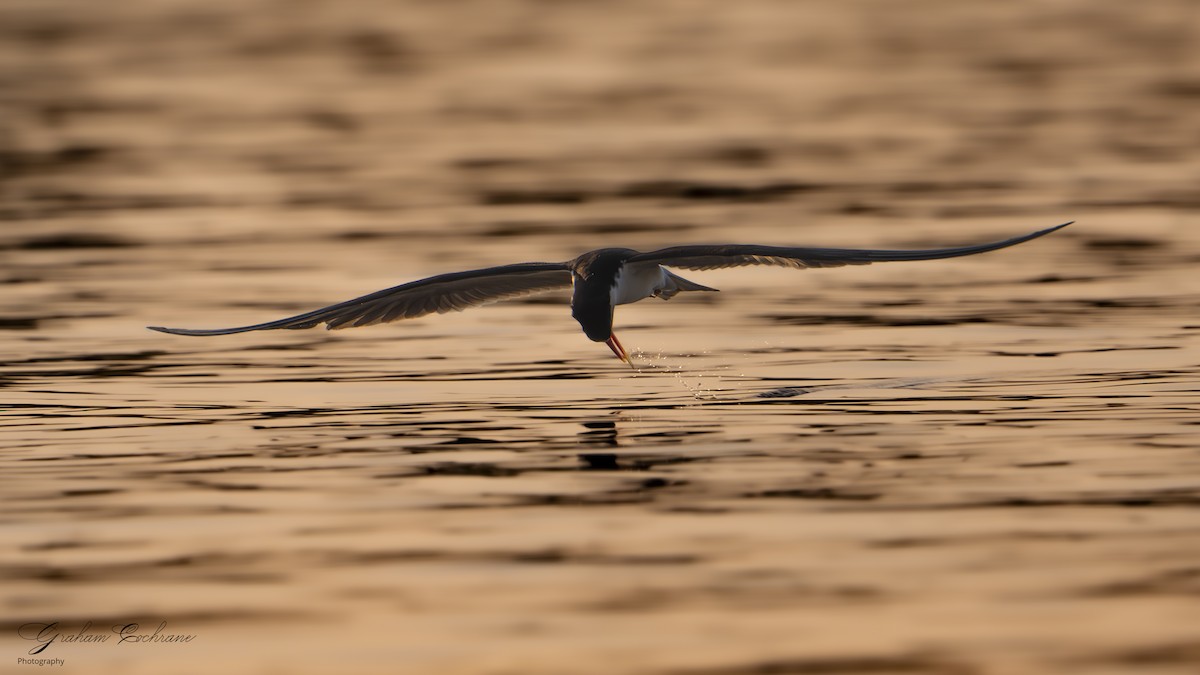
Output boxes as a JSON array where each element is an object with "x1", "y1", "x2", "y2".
[{"x1": 569, "y1": 256, "x2": 631, "y2": 365}]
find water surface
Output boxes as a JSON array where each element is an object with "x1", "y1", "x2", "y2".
[{"x1": 3, "y1": 1, "x2": 1199, "y2": 673}]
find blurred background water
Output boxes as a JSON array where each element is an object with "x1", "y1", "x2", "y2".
[{"x1": 2, "y1": 1, "x2": 1199, "y2": 673}]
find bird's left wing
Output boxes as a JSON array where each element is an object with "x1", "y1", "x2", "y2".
[
  {"x1": 628, "y1": 222, "x2": 1071, "y2": 271},
  {"x1": 148, "y1": 262, "x2": 572, "y2": 336}
]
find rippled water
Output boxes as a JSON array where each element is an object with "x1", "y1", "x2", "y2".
[{"x1": 3, "y1": 1, "x2": 1200, "y2": 673}]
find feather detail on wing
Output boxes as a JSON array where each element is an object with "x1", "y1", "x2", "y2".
[
  {"x1": 628, "y1": 223, "x2": 1071, "y2": 271},
  {"x1": 148, "y1": 263, "x2": 572, "y2": 336}
]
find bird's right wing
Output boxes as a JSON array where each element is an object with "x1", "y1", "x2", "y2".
[
  {"x1": 148, "y1": 262, "x2": 572, "y2": 336},
  {"x1": 629, "y1": 223, "x2": 1071, "y2": 271}
]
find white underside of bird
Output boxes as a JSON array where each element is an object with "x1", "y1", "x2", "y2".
[{"x1": 608, "y1": 264, "x2": 718, "y2": 305}]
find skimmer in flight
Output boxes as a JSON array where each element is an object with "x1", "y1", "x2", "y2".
[{"x1": 149, "y1": 222, "x2": 1071, "y2": 364}]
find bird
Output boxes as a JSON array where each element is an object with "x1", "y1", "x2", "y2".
[{"x1": 148, "y1": 222, "x2": 1071, "y2": 365}]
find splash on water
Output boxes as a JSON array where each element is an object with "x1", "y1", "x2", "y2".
[{"x1": 628, "y1": 349, "x2": 741, "y2": 400}]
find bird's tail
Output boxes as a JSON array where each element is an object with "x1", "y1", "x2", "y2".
[{"x1": 657, "y1": 270, "x2": 719, "y2": 300}]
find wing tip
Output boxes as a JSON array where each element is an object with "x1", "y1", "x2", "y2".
[
  {"x1": 1027, "y1": 221, "x2": 1073, "y2": 240},
  {"x1": 147, "y1": 325, "x2": 240, "y2": 336},
  {"x1": 1037, "y1": 221, "x2": 1073, "y2": 237},
  {"x1": 147, "y1": 325, "x2": 209, "y2": 336}
]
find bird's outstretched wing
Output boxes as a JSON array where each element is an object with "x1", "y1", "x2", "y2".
[
  {"x1": 629, "y1": 222, "x2": 1071, "y2": 271},
  {"x1": 148, "y1": 263, "x2": 572, "y2": 336}
]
